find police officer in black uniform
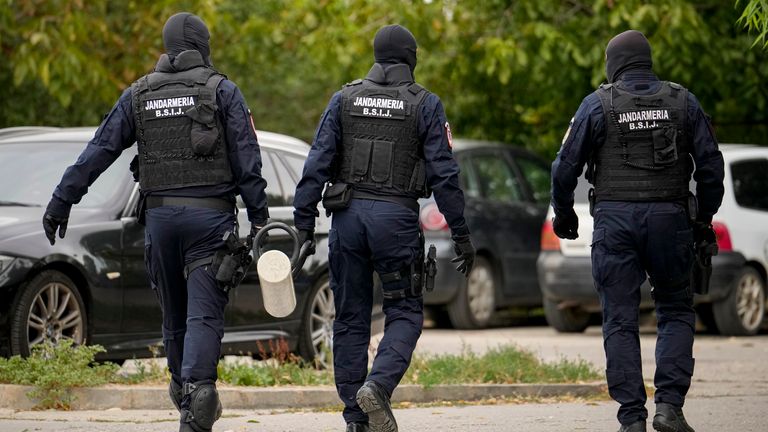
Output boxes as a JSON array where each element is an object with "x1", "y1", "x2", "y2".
[
  {"x1": 550, "y1": 30, "x2": 724, "y2": 432},
  {"x1": 293, "y1": 24, "x2": 475, "y2": 432},
  {"x1": 42, "y1": 13, "x2": 268, "y2": 432}
]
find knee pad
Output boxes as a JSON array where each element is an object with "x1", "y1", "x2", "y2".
[{"x1": 180, "y1": 380, "x2": 222, "y2": 432}]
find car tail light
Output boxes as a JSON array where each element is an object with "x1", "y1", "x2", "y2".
[
  {"x1": 540, "y1": 219, "x2": 561, "y2": 251},
  {"x1": 420, "y1": 202, "x2": 448, "y2": 231},
  {"x1": 712, "y1": 221, "x2": 733, "y2": 252}
]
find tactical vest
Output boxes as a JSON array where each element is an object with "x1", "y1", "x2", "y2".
[
  {"x1": 591, "y1": 81, "x2": 692, "y2": 202},
  {"x1": 336, "y1": 79, "x2": 430, "y2": 198},
  {"x1": 132, "y1": 66, "x2": 232, "y2": 192}
]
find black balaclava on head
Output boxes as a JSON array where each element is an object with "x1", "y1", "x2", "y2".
[
  {"x1": 605, "y1": 30, "x2": 652, "y2": 83},
  {"x1": 373, "y1": 24, "x2": 418, "y2": 73},
  {"x1": 162, "y1": 12, "x2": 211, "y2": 66}
]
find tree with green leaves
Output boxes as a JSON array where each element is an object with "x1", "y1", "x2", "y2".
[
  {"x1": 2, "y1": 1, "x2": 766, "y2": 157},
  {"x1": 738, "y1": 0, "x2": 768, "y2": 48}
]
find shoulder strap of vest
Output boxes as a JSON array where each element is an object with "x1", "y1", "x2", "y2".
[
  {"x1": 343, "y1": 79, "x2": 364, "y2": 88},
  {"x1": 205, "y1": 73, "x2": 226, "y2": 94},
  {"x1": 407, "y1": 83, "x2": 424, "y2": 95}
]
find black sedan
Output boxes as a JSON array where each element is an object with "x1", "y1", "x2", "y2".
[
  {"x1": 0, "y1": 127, "x2": 381, "y2": 362},
  {"x1": 420, "y1": 140, "x2": 551, "y2": 328}
]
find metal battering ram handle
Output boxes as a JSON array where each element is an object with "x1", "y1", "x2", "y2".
[{"x1": 252, "y1": 221, "x2": 314, "y2": 278}]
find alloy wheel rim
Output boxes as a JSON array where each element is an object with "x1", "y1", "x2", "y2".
[
  {"x1": 467, "y1": 263, "x2": 495, "y2": 323},
  {"x1": 309, "y1": 280, "x2": 335, "y2": 364},
  {"x1": 736, "y1": 273, "x2": 765, "y2": 331},
  {"x1": 27, "y1": 282, "x2": 84, "y2": 348}
]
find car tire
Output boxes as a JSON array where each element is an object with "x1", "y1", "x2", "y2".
[
  {"x1": 298, "y1": 275, "x2": 335, "y2": 366},
  {"x1": 10, "y1": 270, "x2": 88, "y2": 356},
  {"x1": 543, "y1": 297, "x2": 590, "y2": 333},
  {"x1": 712, "y1": 266, "x2": 766, "y2": 336},
  {"x1": 447, "y1": 256, "x2": 496, "y2": 329}
]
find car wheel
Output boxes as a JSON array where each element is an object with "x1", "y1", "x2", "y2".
[
  {"x1": 447, "y1": 256, "x2": 496, "y2": 329},
  {"x1": 543, "y1": 297, "x2": 590, "y2": 333},
  {"x1": 712, "y1": 266, "x2": 766, "y2": 336},
  {"x1": 298, "y1": 276, "x2": 335, "y2": 366},
  {"x1": 10, "y1": 270, "x2": 87, "y2": 356}
]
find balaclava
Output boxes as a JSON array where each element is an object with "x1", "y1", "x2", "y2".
[
  {"x1": 605, "y1": 30, "x2": 653, "y2": 83},
  {"x1": 162, "y1": 12, "x2": 211, "y2": 66},
  {"x1": 373, "y1": 24, "x2": 418, "y2": 73}
]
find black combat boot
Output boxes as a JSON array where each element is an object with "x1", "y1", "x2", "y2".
[
  {"x1": 653, "y1": 403, "x2": 695, "y2": 432},
  {"x1": 346, "y1": 422, "x2": 370, "y2": 432},
  {"x1": 619, "y1": 420, "x2": 647, "y2": 432},
  {"x1": 356, "y1": 381, "x2": 397, "y2": 432}
]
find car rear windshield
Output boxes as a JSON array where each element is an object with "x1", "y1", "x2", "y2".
[
  {"x1": 731, "y1": 158, "x2": 768, "y2": 211},
  {"x1": 0, "y1": 142, "x2": 133, "y2": 208}
]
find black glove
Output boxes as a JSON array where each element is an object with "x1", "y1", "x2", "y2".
[
  {"x1": 250, "y1": 223, "x2": 268, "y2": 247},
  {"x1": 451, "y1": 234, "x2": 476, "y2": 277},
  {"x1": 42, "y1": 197, "x2": 72, "y2": 246},
  {"x1": 693, "y1": 221, "x2": 718, "y2": 255},
  {"x1": 298, "y1": 229, "x2": 316, "y2": 256},
  {"x1": 553, "y1": 208, "x2": 579, "y2": 240}
]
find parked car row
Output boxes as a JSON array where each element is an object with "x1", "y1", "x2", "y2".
[
  {"x1": 421, "y1": 142, "x2": 767, "y2": 336},
  {"x1": 1, "y1": 127, "x2": 765, "y2": 361},
  {"x1": 0, "y1": 127, "x2": 383, "y2": 362}
]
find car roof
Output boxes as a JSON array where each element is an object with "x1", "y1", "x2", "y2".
[
  {"x1": 0, "y1": 126, "x2": 310, "y2": 155},
  {"x1": 719, "y1": 143, "x2": 768, "y2": 159}
]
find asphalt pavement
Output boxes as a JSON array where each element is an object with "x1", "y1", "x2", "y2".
[{"x1": 1, "y1": 326, "x2": 767, "y2": 431}]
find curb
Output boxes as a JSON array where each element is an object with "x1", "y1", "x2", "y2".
[{"x1": 0, "y1": 382, "x2": 605, "y2": 411}]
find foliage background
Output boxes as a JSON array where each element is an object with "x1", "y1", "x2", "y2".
[{"x1": 2, "y1": 0, "x2": 766, "y2": 157}]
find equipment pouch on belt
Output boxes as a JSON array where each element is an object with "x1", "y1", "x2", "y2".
[{"x1": 322, "y1": 182, "x2": 352, "y2": 212}]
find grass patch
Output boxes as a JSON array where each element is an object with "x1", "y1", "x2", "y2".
[
  {"x1": 216, "y1": 344, "x2": 599, "y2": 388},
  {"x1": 218, "y1": 358, "x2": 334, "y2": 386},
  {"x1": 0, "y1": 340, "x2": 118, "y2": 409},
  {"x1": 0, "y1": 340, "x2": 601, "y2": 409},
  {"x1": 402, "y1": 345, "x2": 601, "y2": 387}
]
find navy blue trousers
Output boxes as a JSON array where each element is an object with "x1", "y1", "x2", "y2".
[
  {"x1": 144, "y1": 206, "x2": 236, "y2": 386},
  {"x1": 329, "y1": 199, "x2": 423, "y2": 424},
  {"x1": 591, "y1": 201, "x2": 696, "y2": 426}
]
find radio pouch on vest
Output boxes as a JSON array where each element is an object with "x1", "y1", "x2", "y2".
[
  {"x1": 187, "y1": 75, "x2": 224, "y2": 156},
  {"x1": 322, "y1": 182, "x2": 352, "y2": 213},
  {"x1": 652, "y1": 125, "x2": 678, "y2": 166}
]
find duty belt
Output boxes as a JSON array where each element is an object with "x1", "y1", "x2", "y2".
[
  {"x1": 350, "y1": 190, "x2": 419, "y2": 213},
  {"x1": 145, "y1": 196, "x2": 235, "y2": 213}
]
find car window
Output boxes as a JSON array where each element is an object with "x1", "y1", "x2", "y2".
[
  {"x1": 470, "y1": 153, "x2": 523, "y2": 203},
  {"x1": 238, "y1": 150, "x2": 286, "y2": 208},
  {"x1": 275, "y1": 154, "x2": 299, "y2": 205},
  {"x1": 731, "y1": 158, "x2": 768, "y2": 211},
  {"x1": 515, "y1": 156, "x2": 551, "y2": 204},
  {"x1": 0, "y1": 142, "x2": 132, "y2": 208},
  {"x1": 282, "y1": 154, "x2": 307, "y2": 183},
  {"x1": 457, "y1": 155, "x2": 481, "y2": 199}
]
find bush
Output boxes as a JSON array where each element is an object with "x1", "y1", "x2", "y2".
[{"x1": 0, "y1": 340, "x2": 118, "y2": 409}]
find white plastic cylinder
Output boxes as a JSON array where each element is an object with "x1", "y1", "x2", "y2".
[{"x1": 256, "y1": 250, "x2": 297, "y2": 318}]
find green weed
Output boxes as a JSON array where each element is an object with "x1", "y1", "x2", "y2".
[{"x1": 0, "y1": 340, "x2": 118, "y2": 409}]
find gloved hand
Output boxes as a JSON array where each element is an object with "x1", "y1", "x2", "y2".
[
  {"x1": 42, "y1": 196, "x2": 72, "y2": 246},
  {"x1": 693, "y1": 221, "x2": 717, "y2": 251},
  {"x1": 251, "y1": 223, "x2": 268, "y2": 247},
  {"x1": 553, "y1": 208, "x2": 579, "y2": 240},
  {"x1": 298, "y1": 229, "x2": 316, "y2": 256},
  {"x1": 451, "y1": 234, "x2": 476, "y2": 277}
]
